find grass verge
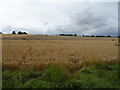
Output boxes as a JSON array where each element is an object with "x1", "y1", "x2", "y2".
[{"x1": 2, "y1": 60, "x2": 119, "y2": 88}]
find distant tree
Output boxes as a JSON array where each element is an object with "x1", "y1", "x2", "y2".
[
  {"x1": 18, "y1": 31, "x2": 23, "y2": 34},
  {"x1": 119, "y1": 36, "x2": 120, "y2": 43},
  {"x1": 12, "y1": 31, "x2": 16, "y2": 34},
  {"x1": 107, "y1": 35, "x2": 111, "y2": 37},
  {"x1": 83, "y1": 34, "x2": 84, "y2": 37},
  {"x1": 23, "y1": 32, "x2": 28, "y2": 34},
  {"x1": 74, "y1": 34, "x2": 77, "y2": 36},
  {"x1": 0, "y1": 32, "x2": 3, "y2": 34},
  {"x1": 91, "y1": 35, "x2": 94, "y2": 37}
]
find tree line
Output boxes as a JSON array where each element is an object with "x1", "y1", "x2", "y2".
[
  {"x1": 12, "y1": 31, "x2": 28, "y2": 34},
  {"x1": 59, "y1": 34, "x2": 112, "y2": 37},
  {"x1": 0, "y1": 31, "x2": 116, "y2": 38},
  {"x1": 59, "y1": 34, "x2": 77, "y2": 36},
  {"x1": 82, "y1": 34, "x2": 112, "y2": 37}
]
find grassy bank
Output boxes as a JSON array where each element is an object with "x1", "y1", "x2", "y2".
[{"x1": 3, "y1": 60, "x2": 119, "y2": 88}]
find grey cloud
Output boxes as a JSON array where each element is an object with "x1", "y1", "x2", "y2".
[
  {"x1": 95, "y1": 27, "x2": 118, "y2": 36},
  {"x1": 46, "y1": 6, "x2": 117, "y2": 36}
]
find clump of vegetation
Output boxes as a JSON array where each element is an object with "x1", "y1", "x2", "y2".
[
  {"x1": 23, "y1": 38, "x2": 25, "y2": 40},
  {"x1": 40, "y1": 64, "x2": 68, "y2": 83}
]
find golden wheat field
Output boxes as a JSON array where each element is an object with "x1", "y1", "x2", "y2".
[{"x1": 2, "y1": 34, "x2": 118, "y2": 70}]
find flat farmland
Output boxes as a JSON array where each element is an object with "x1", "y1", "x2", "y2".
[{"x1": 2, "y1": 34, "x2": 119, "y2": 88}]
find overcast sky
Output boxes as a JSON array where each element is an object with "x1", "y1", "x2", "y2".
[{"x1": 0, "y1": 0, "x2": 118, "y2": 36}]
